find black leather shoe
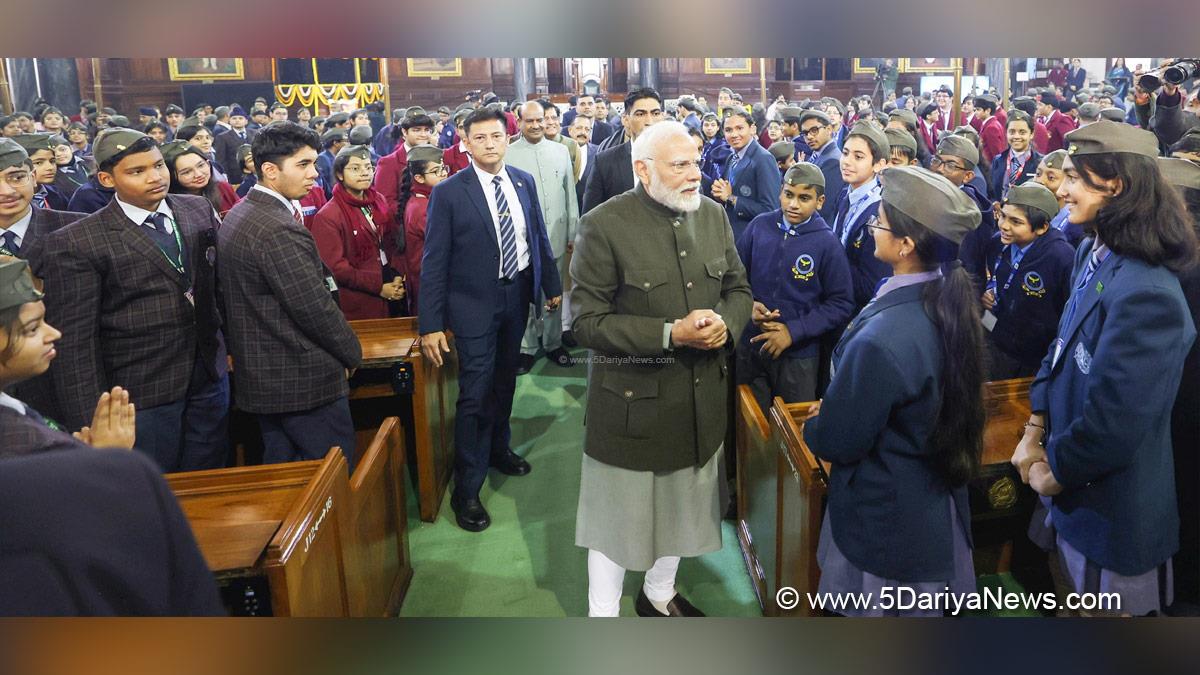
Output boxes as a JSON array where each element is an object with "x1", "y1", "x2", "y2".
[
  {"x1": 451, "y1": 497, "x2": 491, "y2": 532},
  {"x1": 635, "y1": 588, "x2": 706, "y2": 617},
  {"x1": 547, "y1": 346, "x2": 573, "y2": 368},
  {"x1": 489, "y1": 449, "x2": 531, "y2": 476},
  {"x1": 561, "y1": 330, "x2": 578, "y2": 348},
  {"x1": 515, "y1": 354, "x2": 536, "y2": 375}
]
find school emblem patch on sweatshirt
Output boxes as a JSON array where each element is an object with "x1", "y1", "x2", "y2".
[
  {"x1": 1022, "y1": 271, "x2": 1046, "y2": 297},
  {"x1": 792, "y1": 254, "x2": 816, "y2": 281}
]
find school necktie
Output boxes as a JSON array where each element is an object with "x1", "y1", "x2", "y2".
[
  {"x1": 144, "y1": 212, "x2": 181, "y2": 262},
  {"x1": 493, "y1": 175, "x2": 518, "y2": 279},
  {"x1": 0, "y1": 230, "x2": 19, "y2": 256},
  {"x1": 1004, "y1": 153, "x2": 1022, "y2": 198},
  {"x1": 1058, "y1": 246, "x2": 1103, "y2": 343},
  {"x1": 291, "y1": 205, "x2": 305, "y2": 227},
  {"x1": 833, "y1": 190, "x2": 851, "y2": 243},
  {"x1": 725, "y1": 152, "x2": 740, "y2": 182}
]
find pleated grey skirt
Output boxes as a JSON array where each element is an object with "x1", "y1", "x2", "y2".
[{"x1": 575, "y1": 445, "x2": 724, "y2": 572}]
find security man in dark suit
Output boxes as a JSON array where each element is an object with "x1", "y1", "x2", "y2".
[
  {"x1": 214, "y1": 105, "x2": 256, "y2": 187},
  {"x1": 419, "y1": 106, "x2": 561, "y2": 532},
  {"x1": 581, "y1": 88, "x2": 664, "y2": 213},
  {"x1": 218, "y1": 122, "x2": 363, "y2": 468},
  {"x1": 41, "y1": 128, "x2": 229, "y2": 473}
]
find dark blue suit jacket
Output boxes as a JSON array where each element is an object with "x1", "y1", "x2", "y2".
[
  {"x1": 808, "y1": 142, "x2": 845, "y2": 223},
  {"x1": 987, "y1": 148, "x2": 1043, "y2": 203},
  {"x1": 831, "y1": 188, "x2": 890, "y2": 310},
  {"x1": 1030, "y1": 241, "x2": 1196, "y2": 575},
  {"x1": 419, "y1": 164, "x2": 562, "y2": 339},
  {"x1": 804, "y1": 281, "x2": 973, "y2": 581},
  {"x1": 723, "y1": 140, "x2": 781, "y2": 241}
]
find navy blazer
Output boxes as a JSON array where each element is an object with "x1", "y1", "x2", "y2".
[
  {"x1": 807, "y1": 143, "x2": 845, "y2": 223},
  {"x1": 987, "y1": 228, "x2": 1075, "y2": 368},
  {"x1": 722, "y1": 140, "x2": 782, "y2": 241},
  {"x1": 1030, "y1": 241, "x2": 1196, "y2": 575},
  {"x1": 419, "y1": 164, "x2": 561, "y2": 339},
  {"x1": 988, "y1": 148, "x2": 1043, "y2": 203},
  {"x1": 831, "y1": 189, "x2": 890, "y2": 310},
  {"x1": 804, "y1": 281, "x2": 973, "y2": 581}
]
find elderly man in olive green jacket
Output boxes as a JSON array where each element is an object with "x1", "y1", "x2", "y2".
[{"x1": 570, "y1": 120, "x2": 752, "y2": 617}]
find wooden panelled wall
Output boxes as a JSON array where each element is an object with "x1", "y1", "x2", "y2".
[{"x1": 71, "y1": 58, "x2": 971, "y2": 118}]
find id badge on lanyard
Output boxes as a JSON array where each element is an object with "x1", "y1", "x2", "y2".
[{"x1": 361, "y1": 206, "x2": 388, "y2": 266}]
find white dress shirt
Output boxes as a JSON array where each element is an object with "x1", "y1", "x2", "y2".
[
  {"x1": 0, "y1": 391, "x2": 26, "y2": 415},
  {"x1": 472, "y1": 162, "x2": 530, "y2": 278},
  {"x1": 1, "y1": 207, "x2": 33, "y2": 249}
]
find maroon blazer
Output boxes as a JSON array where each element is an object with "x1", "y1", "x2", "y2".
[
  {"x1": 311, "y1": 197, "x2": 401, "y2": 321},
  {"x1": 1044, "y1": 110, "x2": 1077, "y2": 153}
]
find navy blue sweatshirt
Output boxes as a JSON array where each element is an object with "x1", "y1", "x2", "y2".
[
  {"x1": 736, "y1": 209, "x2": 855, "y2": 358},
  {"x1": 986, "y1": 227, "x2": 1075, "y2": 368}
]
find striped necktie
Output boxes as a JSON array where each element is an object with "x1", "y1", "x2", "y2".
[
  {"x1": 492, "y1": 176, "x2": 518, "y2": 279},
  {"x1": 1004, "y1": 153, "x2": 1023, "y2": 197},
  {"x1": 1, "y1": 230, "x2": 19, "y2": 256},
  {"x1": 1056, "y1": 246, "x2": 1104, "y2": 362},
  {"x1": 725, "y1": 151, "x2": 741, "y2": 181}
]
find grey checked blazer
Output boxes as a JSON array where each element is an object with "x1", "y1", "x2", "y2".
[
  {"x1": 217, "y1": 188, "x2": 361, "y2": 415},
  {"x1": 41, "y1": 194, "x2": 227, "y2": 430}
]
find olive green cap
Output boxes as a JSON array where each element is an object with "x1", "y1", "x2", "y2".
[
  {"x1": 0, "y1": 137, "x2": 31, "y2": 171},
  {"x1": 768, "y1": 141, "x2": 795, "y2": 162},
  {"x1": 778, "y1": 106, "x2": 803, "y2": 122},
  {"x1": 93, "y1": 127, "x2": 150, "y2": 166},
  {"x1": 1041, "y1": 149, "x2": 1068, "y2": 170},
  {"x1": 1099, "y1": 107, "x2": 1126, "y2": 122},
  {"x1": 1065, "y1": 120, "x2": 1158, "y2": 158},
  {"x1": 12, "y1": 133, "x2": 55, "y2": 154},
  {"x1": 159, "y1": 139, "x2": 205, "y2": 168},
  {"x1": 1004, "y1": 183, "x2": 1060, "y2": 221},
  {"x1": 884, "y1": 127, "x2": 917, "y2": 154},
  {"x1": 888, "y1": 108, "x2": 918, "y2": 128},
  {"x1": 406, "y1": 143, "x2": 443, "y2": 165},
  {"x1": 1078, "y1": 102, "x2": 1101, "y2": 120},
  {"x1": 335, "y1": 144, "x2": 373, "y2": 163},
  {"x1": 783, "y1": 162, "x2": 824, "y2": 189},
  {"x1": 320, "y1": 128, "x2": 347, "y2": 144},
  {"x1": 405, "y1": 106, "x2": 427, "y2": 118},
  {"x1": 0, "y1": 259, "x2": 43, "y2": 313},
  {"x1": 936, "y1": 134, "x2": 979, "y2": 169},
  {"x1": 879, "y1": 166, "x2": 980, "y2": 245},
  {"x1": 1157, "y1": 157, "x2": 1200, "y2": 191},
  {"x1": 846, "y1": 120, "x2": 889, "y2": 157},
  {"x1": 951, "y1": 125, "x2": 980, "y2": 145},
  {"x1": 799, "y1": 109, "x2": 831, "y2": 127}
]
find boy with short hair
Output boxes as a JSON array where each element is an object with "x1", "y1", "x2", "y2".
[
  {"x1": 735, "y1": 163, "x2": 854, "y2": 412},
  {"x1": 884, "y1": 127, "x2": 919, "y2": 166},
  {"x1": 930, "y1": 135, "x2": 993, "y2": 286},
  {"x1": 830, "y1": 121, "x2": 891, "y2": 311}
]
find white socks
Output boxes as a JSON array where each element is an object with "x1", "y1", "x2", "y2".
[{"x1": 586, "y1": 550, "x2": 681, "y2": 617}]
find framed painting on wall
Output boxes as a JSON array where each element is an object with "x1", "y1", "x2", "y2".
[
  {"x1": 704, "y1": 58, "x2": 752, "y2": 75},
  {"x1": 406, "y1": 58, "x2": 462, "y2": 78},
  {"x1": 901, "y1": 58, "x2": 961, "y2": 73},
  {"x1": 168, "y1": 58, "x2": 244, "y2": 81}
]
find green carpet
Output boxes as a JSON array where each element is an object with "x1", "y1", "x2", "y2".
[{"x1": 398, "y1": 349, "x2": 761, "y2": 617}]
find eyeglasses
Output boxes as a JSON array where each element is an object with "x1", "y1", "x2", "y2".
[
  {"x1": 864, "y1": 216, "x2": 892, "y2": 233},
  {"x1": 801, "y1": 125, "x2": 827, "y2": 136},
  {"x1": 2, "y1": 171, "x2": 32, "y2": 187},
  {"x1": 343, "y1": 164, "x2": 376, "y2": 174},
  {"x1": 423, "y1": 165, "x2": 448, "y2": 176},
  {"x1": 643, "y1": 158, "x2": 702, "y2": 174},
  {"x1": 929, "y1": 156, "x2": 968, "y2": 172}
]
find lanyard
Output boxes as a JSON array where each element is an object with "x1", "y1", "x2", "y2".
[
  {"x1": 359, "y1": 206, "x2": 378, "y2": 235},
  {"x1": 990, "y1": 246, "x2": 1022, "y2": 295},
  {"x1": 156, "y1": 215, "x2": 187, "y2": 276}
]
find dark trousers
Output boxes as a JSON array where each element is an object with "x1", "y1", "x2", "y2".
[
  {"x1": 452, "y1": 268, "x2": 533, "y2": 502},
  {"x1": 735, "y1": 341, "x2": 819, "y2": 416},
  {"x1": 134, "y1": 359, "x2": 230, "y2": 473},
  {"x1": 257, "y1": 396, "x2": 356, "y2": 470}
]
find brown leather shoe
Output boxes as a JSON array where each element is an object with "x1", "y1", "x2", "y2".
[{"x1": 635, "y1": 588, "x2": 706, "y2": 617}]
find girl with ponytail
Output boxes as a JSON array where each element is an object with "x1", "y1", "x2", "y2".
[{"x1": 803, "y1": 165, "x2": 986, "y2": 616}]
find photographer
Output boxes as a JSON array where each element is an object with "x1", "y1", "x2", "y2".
[
  {"x1": 1134, "y1": 59, "x2": 1200, "y2": 154},
  {"x1": 877, "y1": 59, "x2": 899, "y2": 98}
]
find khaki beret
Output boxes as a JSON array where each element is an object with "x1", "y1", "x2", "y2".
[
  {"x1": 783, "y1": 161, "x2": 825, "y2": 189},
  {"x1": 951, "y1": 125, "x2": 979, "y2": 144},
  {"x1": 1042, "y1": 149, "x2": 1068, "y2": 170},
  {"x1": 405, "y1": 106, "x2": 427, "y2": 118},
  {"x1": 159, "y1": 139, "x2": 205, "y2": 169},
  {"x1": 888, "y1": 109, "x2": 919, "y2": 128},
  {"x1": 879, "y1": 166, "x2": 981, "y2": 245},
  {"x1": 936, "y1": 135, "x2": 979, "y2": 168},
  {"x1": 178, "y1": 115, "x2": 203, "y2": 130},
  {"x1": 1099, "y1": 107, "x2": 1126, "y2": 122},
  {"x1": 235, "y1": 143, "x2": 253, "y2": 168},
  {"x1": 1004, "y1": 183, "x2": 1060, "y2": 221},
  {"x1": 0, "y1": 137, "x2": 31, "y2": 171},
  {"x1": 321, "y1": 128, "x2": 348, "y2": 144},
  {"x1": 799, "y1": 110, "x2": 831, "y2": 127},
  {"x1": 1065, "y1": 120, "x2": 1158, "y2": 158},
  {"x1": 768, "y1": 141, "x2": 795, "y2": 162},
  {"x1": 326, "y1": 112, "x2": 350, "y2": 126},
  {"x1": 884, "y1": 127, "x2": 917, "y2": 154},
  {"x1": 406, "y1": 143, "x2": 443, "y2": 165},
  {"x1": 1157, "y1": 157, "x2": 1200, "y2": 191},
  {"x1": 108, "y1": 115, "x2": 131, "y2": 128},
  {"x1": 847, "y1": 120, "x2": 889, "y2": 156},
  {"x1": 0, "y1": 259, "x2": 43, "y2": 313},
  {"x1": 778, "y1": 106, "x2": 803, "y2": 121},
  {"x1": 93, "y1": 128, "x2": 150, "y2": 166},
  {"x1": 13, "y1": 133, "x2": 55, "y2": 155},
  {"x1": 335, "y1": 144, "x2": 373, "y2": 163},
  {"x1": 1078, "y1": 102, "x2": 1101, "y2": 120}
]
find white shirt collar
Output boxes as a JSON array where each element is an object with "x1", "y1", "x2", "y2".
[
  {"x1": 252, "y1": 183, "x2": 303, "y2": 214},
  {"x1": 0, "y1": 391, "x2": 27, "y2": 415},
  {"x1": 2, "y1": 207, "x2": 33, "y2": 244},
  {"x1": 115, "y1": 195, "x2": 174, "y2": 227},
  {"x1": 472, "y1": 161, "x2": 508, "y2": 185}
]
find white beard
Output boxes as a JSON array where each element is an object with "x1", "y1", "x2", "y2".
[{"x1": 647, "y1": 176, "x2": 702, "y2": 213}]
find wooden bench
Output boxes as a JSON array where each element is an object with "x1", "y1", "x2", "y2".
[
  {"x1": 349, "y1": 317, "x2": 458, "y2": 522},
  {"x1": 734, "y1": 378, "x2": 1039, "y2": 616},
  {"x1": 170, "y1": 417, "x2": 412, "y2": 616}
]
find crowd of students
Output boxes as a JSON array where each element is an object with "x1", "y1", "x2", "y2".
[{"x1": 1, "y1": 62, "x2": 1199, "y2": 616}]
